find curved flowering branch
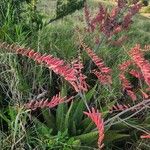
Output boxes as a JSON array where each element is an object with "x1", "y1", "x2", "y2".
[
  {"x1": 129, "y1": 69, "x2": 143, "y2": 79},
  {"x1": 25, "y1": 93, "x2": 73, "y2": 110},
  {"x1": 0, "y1": 42, "x2": 88, "y2": 92},
  {"x1": 109, "y1": 103, "x2": 131, "y2": 113},
  {"x1": 81, "y1": 42, "x2": 112, "y2": 84},
  {"x1": 71, "y1": 59, "x2": 89, "y2": 92},
  {"x1": 84, "y1": 2, "x2": 93, "y2": 32},
  {"x1": 119, "y1": 60, "x2": 137, "y2": 101},
  {"x1": 84, "y1": 107, "x2": 104, "y2": 149},
  {"x1": 93, "y1": 70, "x2": 112, "y2": 85},
  {"x1": 129, "y1": 44, "x2": 150, "y2": 87},
  {"x1": 119, "y1": 45, "x2": 150, "y2": 101}
]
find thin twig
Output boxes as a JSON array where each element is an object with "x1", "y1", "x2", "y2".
[{"x1": 104, "y1": 99, "x2": 150, "y2": 125}]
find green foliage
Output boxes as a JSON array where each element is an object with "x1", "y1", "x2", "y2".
[
  {"x1": 56, "y1": 0, "x2": 85, "y2": 17},
  {"x1": 0, "y1": 0, "x2": 43, "y2": 42},
  {"x1": 48, "y1": 0, "x2": 85, "y2": 23}
]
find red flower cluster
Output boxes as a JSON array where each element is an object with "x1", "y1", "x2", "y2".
[
  {"x1": 25, "y1": 93, "x2": 73, "y2": 110},
  {"x1": 0, "y1": 42, "x2": 87, "y2": 92},
  {"x1": 71, "y1": 59, "x2": 89, "y2": 92},
  {"x1": 84, "y1": 108, "x2": 104, "y2": 149},
  {"x1": 83, "y1": 0, "x2": 141, "y2": 45},
  {"x1": 129, "y1": 44, "x2": 150, "y2": 87},
  {"x1": 81, "y1": 42, "x2": 112, "y2": 85},
  {"x1": 118, "y1": 44, "x2": 150, "y2": 101},
  {"x1": 122, "y1": 3, "x2": 142, "y2": 28},
  {"x1": 119, "y1": 60, "x2": 137, "y2": 101},
  {"x1": 130, "y1": 2, "x2": 142, "y2": 15},
  {"x1": 129, "y1": 69, "x2": 143, "y2": 79},
  {"x1": 118, "y1": 0, "x2": 126, "y2": 8}
]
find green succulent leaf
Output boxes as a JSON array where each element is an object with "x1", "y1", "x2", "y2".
[{"x1": 74, "y1": 131, "x2": 98, "y2": 144}]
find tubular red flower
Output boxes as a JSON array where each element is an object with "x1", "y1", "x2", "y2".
[
  {"x1": 129, "y1": 69, "x2": 143, "y2": 79},
  {"x1": 130, "y1": 3, "x2": 142, "y2": 15},
  {"x1": 122, "y1": 13, "x2": 133, "y2": 29},
  {"x1": 93, "y1": 70, "x2": 112, "y2": 85},
  {"x1": 83, "y1": 0, "x2": 140, "y2": 43},
  {"x1": 119, "y1": 73, "x2": 132, "y2": 90},
  {"x1": 141, "y1": 134, "x2": 150, "y2": 139},
  {"x1": 71, "y1": 59, "x2": 89, "y2": 92},
  {"x1": 119, "y1": 73, "x2": 137, "y2": 101},
  {"x1": 81, "y1": 42, "x2": 111, "y2": 73},
  {"x1": 90, "y1": 4, "x2": 106, "y2": 30},
  {"x1": 119, "y1": 61, "x2": 137, "y2": 101},
  {"x1": 110, "y1": 26, "x2": 122, "y2": 36},
  {"x1": 126, "y1": 90, "x2": 137, "y2": 101},
  {"x1": 81, "y1": 42, "x2": 112, "y2": 84},
  {"x1": 25, "y1": 93, "x2": 73, "y2": 110},
  {"x1": 84, "y1": 2, "x2": 94, "y2": 32},
  {"x1": 129, "y1": 44, "x2": 150, "y2": 87},
  {"x1": 119, "y1": 60, "x2": 132, "y2": 71},
  {"x1": 84, "y1": 108, "x2": 104, "y2": 149},
  {"x1": 109, "y1": 103, "x2": 131, "y2": 113},
  {"x1": 0, "y1": 42, "x2": 87, "y2": 92}
]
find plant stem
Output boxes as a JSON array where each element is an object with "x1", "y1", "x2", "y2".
[{"x1": 104, "y1": 99, "x2": 150, "y2": 125}]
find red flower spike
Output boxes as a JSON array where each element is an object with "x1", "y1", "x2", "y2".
[
  {"x1": 71, "y1": 59, "x2": 89, "y2": 92},
  {"x1": 126, "y1": 90, "x2": 137, "y2": 101},
  {"x1": 81, "y1": 42, "x2": 105, "y2": 70},
  {"x1": 84, "y1": 2, "x2": 94, "y2": 32},
  {"x1": 93, "y1": 70, "x2": 112, "y2": 85},
  {"x1": 84, "y1": 108, "x2": 104, "y2": 149},
  {"x1": 129, "y1": 69, "x2": 143, "y2": 79},
  {"x1": 141, "y1": 134, "x2": 150, "y2": 139},
  {"x1": 122, "y1": 13, "x2": 132, "y2": 29},
  {"x1": 0, "y1": 42, "x2": 88, "y2": 92},
  {"x1": 130, "y1": 3, "x2": 142, "y2": 15},
  {"x1": 129, "y1": 44, "x2": 150, "y2": 87},
  {"x1": 83, "y1": 0, "x2": 141, "y2": 44},
  {"x1": 119, "y1": 73, "x2": 132, "y2": 90},
  {"x1": 25, "y1": 94, "x2": 74, "y2": 110},
  {"x1": 109, "y1": 103, "x2": 131, "y2": 113},
  {"x1": 119, "y1": 60, "x2": 132, "y2": 71},
  {"x1": 90, "y1": 4, "x2": 106, "y2": 31},
  {"x1": 81, "y1": 42, "x2": 112, "y2": 85},
  {"x1": 119, "y1": 72, "x2": 137, "y2": 101}
]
